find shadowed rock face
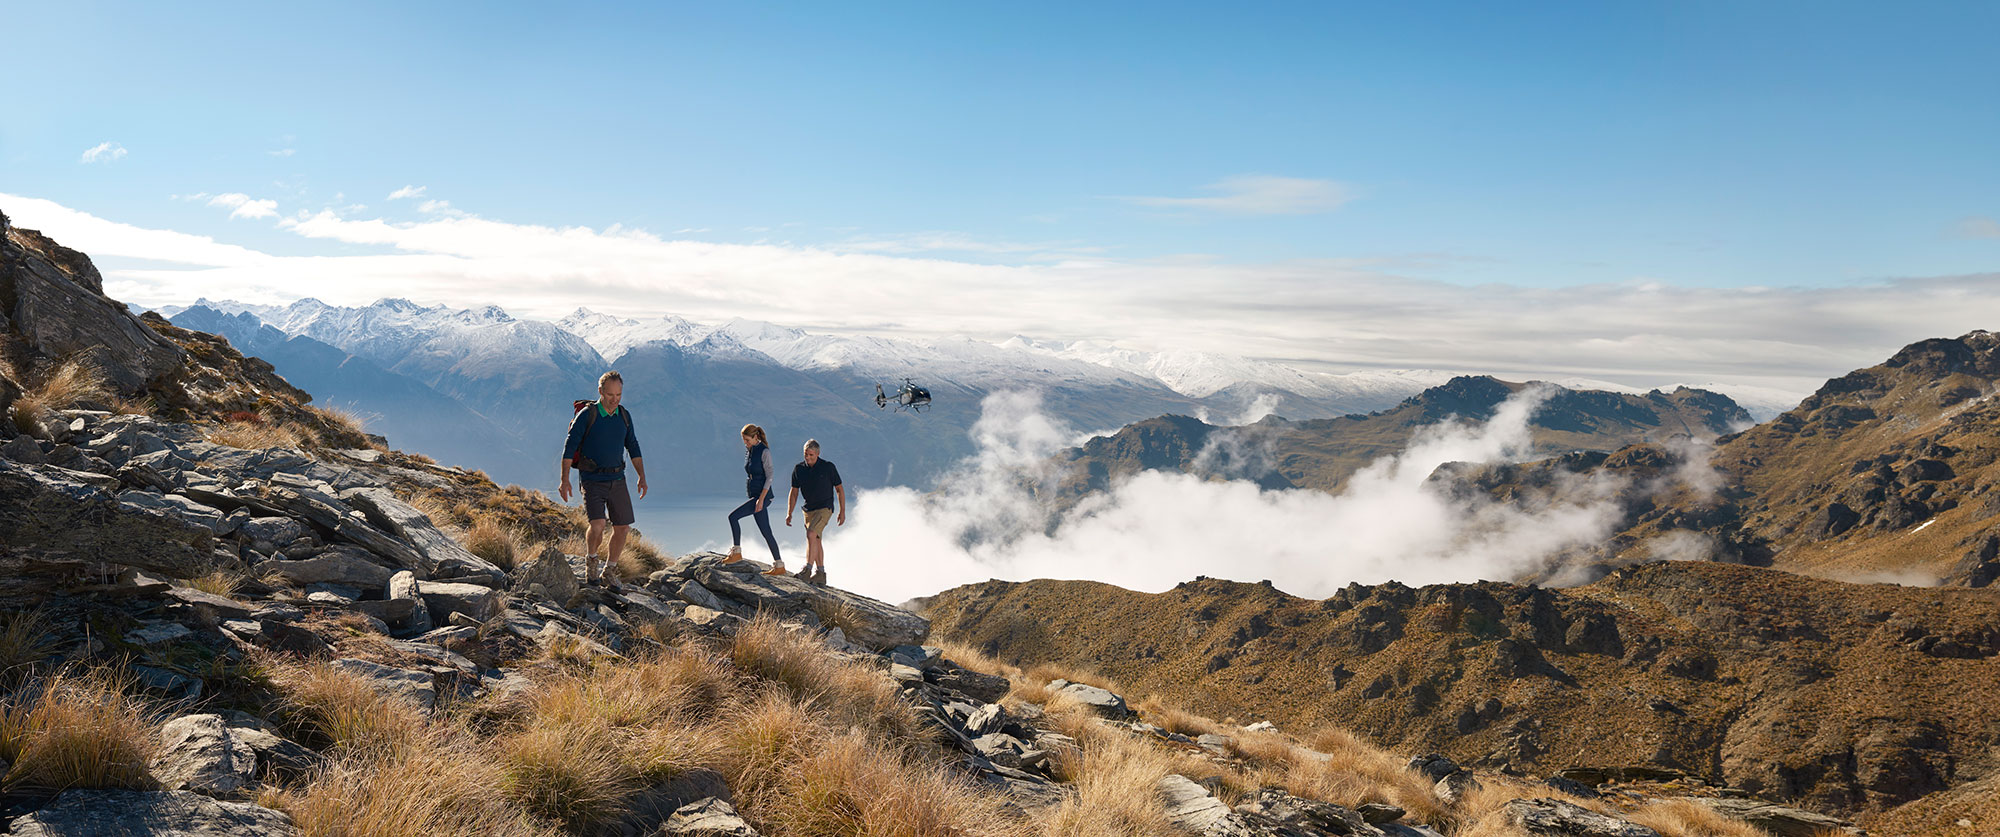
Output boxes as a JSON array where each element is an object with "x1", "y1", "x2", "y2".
[
  {"x1": 1, "y1": 211, "x2": 186, "y2": 393},
  {"x1": 0, "y1": 459, "x2": 215, "y2": 599}
]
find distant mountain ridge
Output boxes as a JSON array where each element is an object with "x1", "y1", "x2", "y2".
[
  {"x1": 1046, "y1": 375, "x2": 1751, "y2": 501},
  {"x1": 161, "y1": 298, "x2": 1474, "y2": 495}
]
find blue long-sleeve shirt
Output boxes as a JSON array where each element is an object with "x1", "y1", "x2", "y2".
[{"x1": 563, "y1": 404, "x2": 642, "y2": 482}]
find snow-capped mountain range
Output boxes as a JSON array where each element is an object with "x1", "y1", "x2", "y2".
[
  {"x1": 193, "y1": 297, "x2": 1455, "y2": 411},
  {"x1": 157, "y1": 297, "x2": 1795, "y2": 496}
]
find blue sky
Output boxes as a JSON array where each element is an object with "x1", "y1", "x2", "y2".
[{"x1": 4, "y1": 1, "x2": 1999, "y2": 392}]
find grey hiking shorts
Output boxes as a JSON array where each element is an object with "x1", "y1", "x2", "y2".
[{"x1": 582, "y1": 479, "x2": 635, "y2": 526}]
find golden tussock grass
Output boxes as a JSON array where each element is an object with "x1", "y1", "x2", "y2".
[
  {"x1": 729, "y1": 616, "x2": 922, "y2": 739},
  {"x1": 613, "y1": 529, "x2": 670, "y2": 580},
  {"x1": 268, "y1": 658, "x2": 427, "y2": 753},
  {"x1": 206, "y1": 418, "x2": 307, "y2": 452},
  {"x1": 1255, "y1": 725, "x2": 1452, "y2": 826},
  {"x1": 464, "y1": 515, "x2": 522, "y2": 570},
  {"x1": 1135, "y1": 695, "x2": 1222, "y2": 738},
  {"x1": 1622, "y1": 798, "x2": 1772, "y2": 837},
  {"x1": 0, "y1": 610, "x2": 56, "y2": 683},
  {"x1": 1034, "y1": 720, "x2": 1179, "y2": 837},
  {"x1": 184, "y1": 569, "x2": 245, "y2": 599},
  {"x1": 0, "y1": 670, "x2": 159, "y2": 794},
  {"x1": 10, "y1": 358, "x2": 112, "y2": 435},
  {"x1": 407, "y1": 491, "x2": 464, "y2": 529},
  {"x1": 497, "y1": 720, "x2": 641, "y2": 831},
  {"x1": 307, "y1": 404, "x2": 368, "y2": 441},
  {"x1": 263, "y1": 725, "x2": 546, "y2": 837}
]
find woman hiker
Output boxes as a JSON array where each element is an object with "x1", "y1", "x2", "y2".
[{"x1": 725, "y1": 423, "x2": 788, "y2": 575}]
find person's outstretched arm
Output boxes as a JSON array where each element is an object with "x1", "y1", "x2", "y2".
[{"x1": 786, "y1": 486, "x2": 800, "y2": 526}]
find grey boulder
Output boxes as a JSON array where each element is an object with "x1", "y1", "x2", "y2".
[
  {"x1": 1506, "y1": 798, "x2": 1661, "y2": 837},
  {"x1": 7, "y1": 789, "x2": 298, "y2": 837},
  {"x1": 152, "y1": 714, "x2": 257, "y2": 797}
]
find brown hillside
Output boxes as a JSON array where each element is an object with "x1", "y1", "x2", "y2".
[
  {"x1": 1462, "y1": 331, "x2": 2000, "y2": 587},
  {"x1": 923, "y1": 561, "x2": 2000, "y2": 816},
  {"x1": 1048, "y1": 376, "x2": 1748, "y2": 502}
]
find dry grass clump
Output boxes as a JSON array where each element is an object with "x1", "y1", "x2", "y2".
[
  {"x1": 0, "y1": 610, "x2": 57, "y2": 684},
  {"x1": 10, "y1": 358, "x2": 112, "y2": 435},
  {"x1": 1621, "y1": 798, "x2": 1770, "y2": 837},
  {"x1": 720, "y1": 690, "x2": 1021, "y2": 836},
  {"x1": 614, "y1": 529, "x2": 670, "y2": 580},
  {"x1": 264, "y1": 725, "x2": 545, "y2": 837},
  {"x1": 307, "y1": 404, "x2": 368, "y2": 442},
  {"x1": 184, "y1": 569, "x2": 245, "y2": 599},
  {"x1": 1034, "y1": 719, "x2": 1180, "y2": 836},
  {"x1": 408, "y1": 491, "x2": 462, "y2": 529},
  {"x1": 465, "y1": 515, "x2": 523, "y2": 570},
  {"x1": 267, "y1": 658, "x2": 426, "y2": 753},
  {"x1": 497, "y1": 720, "x2": 640, "y2": 831},
  {"x1": 206, "y1": 416, "x2": 308, "y2": 451},
  {"x1": 729, "y1": 616, "x2": 921, "y2": 738},
  {"x1": 1136, "y1": 695, "x2": 1223, "y2": 738},
  {"x1": 1250, "y1": 725, "x2": 1451, "y2": 825},
  {"x1": 0, "y1": 670, "x2": 159, "y2": 794}
]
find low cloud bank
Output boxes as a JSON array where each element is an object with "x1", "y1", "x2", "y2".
[{"x1": 828, "y1": 389, "x2": 1712, "y2": 604}]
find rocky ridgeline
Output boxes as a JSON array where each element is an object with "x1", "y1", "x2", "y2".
[{"x1": 0, "y1": 409, "x2": 1848, "y2": 837}]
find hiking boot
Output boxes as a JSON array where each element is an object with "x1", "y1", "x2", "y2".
[
  {"x1": 811, "y1": 567, "x2": 827, "y2": 587},
  {"x1": 762, "y1": 564, "x2": 790, "y2": 576},
  {"x1": 722, "y1": 546, "x2": 743, "y2": 564}
]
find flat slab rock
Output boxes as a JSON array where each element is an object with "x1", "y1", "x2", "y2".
[
  {"x1": 7, "y1": 788, "x2": 299, "y2": 836},
  {"x1": 1506, "y1": 798, "x2": 1661, "y2": 837}
]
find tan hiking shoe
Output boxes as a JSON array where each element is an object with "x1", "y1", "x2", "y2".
[
  {"x1": 811, "y1": 567, "x2": 827, "y2": 586},
  {"x1": 722, "y1": 546, "x2": 744, "y2": 564},
  {"x1": 762, "y1": 564, "x2": 789, "y2": 576}
]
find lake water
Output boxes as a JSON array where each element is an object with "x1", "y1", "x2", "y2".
[{"x1": 624, "y1": 493, "x2": 814, "y2": 560}]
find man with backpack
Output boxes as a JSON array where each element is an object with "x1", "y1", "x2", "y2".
[{"x1": 559, "y1": 371, "x2": 647, "y2": 586}]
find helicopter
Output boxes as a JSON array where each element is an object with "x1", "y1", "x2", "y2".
[{"x1": 875, "y1": 378, "x2": 932, "y2": 413}]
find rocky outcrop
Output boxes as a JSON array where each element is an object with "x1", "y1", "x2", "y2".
[
  {"x1": 0, "y1": 458, "x2": 214, "y2": 600},
  {"x1": 652, "y1": 554, "x2": 929, "y2": 651},
  {"x1": 2, "y1": 214, "x2": 187, "y2": 393},
  {"x1": 1504, "y1": 798, "x2": 1659, "y2": 837},
  {"x1": 6, "y1": 789, "x2": 299, "y2": 836}
]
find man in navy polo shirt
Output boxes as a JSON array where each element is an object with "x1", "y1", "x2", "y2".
[
  {"x1": 784, "y1": 438, "x2": 844, "y2": 586},
  {"x1": 559, "y1": 370, "x2": 648, "y2": 586}
]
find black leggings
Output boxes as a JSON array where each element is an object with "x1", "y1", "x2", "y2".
[{"x1": 728, "y1": 492, "x2": 782, "y2": 563}]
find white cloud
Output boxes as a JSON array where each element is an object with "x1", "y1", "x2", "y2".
[
  {"x1": 205, "y1": 193, "x2": 279, "y2": 220},
  {"x1": 4, "y1": 193, "x2": 1998, "y2": 400},
  {"x1": 1121, "y1": 175, "x2": 1352, "y2": 215},
  {"x1": 1958, "y1": 216, "x2": 2000, "y2": 239},
  {"x1": 80, "y1": 142, "x2": 128, "y2": 164},
  {"x1": 415, "y1": 199, "x2": 464, "y2": 217},
  {"x1": 267, "y1": 148, "x2": 297, "y2": 157},
  {"x1": 387, "y1": 185, "x2": 427, "y2": 201},
  {"x1": 826, "y1": 388, "x2": 1673, "y2": 603},
  {"x1": 0, "y1": 194, "x2": 271, "y2": 279}
]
